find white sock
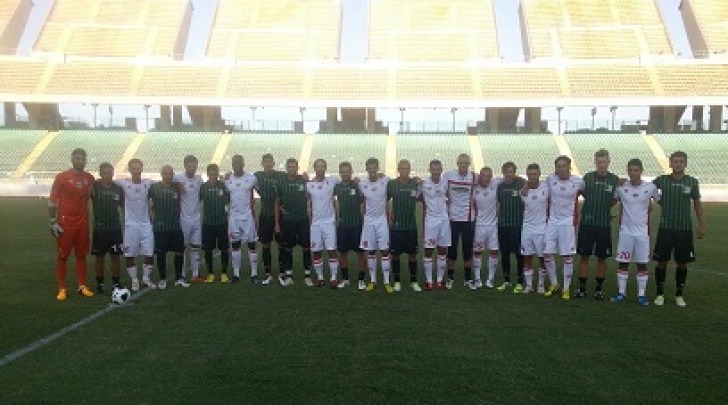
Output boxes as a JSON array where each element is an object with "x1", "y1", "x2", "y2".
[
  {"x1": 488, "y1": 255, "x2": 498, "y2": 283},
  {"x1": 524, "y1": 268, "x2": 533, "y2": 289},
  {"x1": 545, "y1": 257, "x2": 558, "y2": 285},
  {"x1": 637, "y1": 271, "x2": 648, "y2": 296},
  {"x1": 618, "y1": 270, "x2": 629, "y2": 295},
  {"x1": 232, "y1": 249, "x2": 241, "y2": 277},
  {"x1": 329, "y1": 258, "x2": 339, "y2": 281},
  {"x1": 191, "y1": 249, "x2": 200, "y2": 278},
  {"x1": 126, "y1": 266, "x2": 138, "y2": 281},
  {"x1": 424, "y1": 257, "x2": 433, "y2": 283},
  {"x1": 538, "y1": 268, "x2": 546, "y2": 289},
  {"x1": 249, "y1": 251, "x2": 258, "y2": 277},
  {"x1": 382, "y1": 255, "x2": 391, "y2": 284},
  {"x1": 563, "y1": 258, "x2": 573, "y2": 290},
  {"x1": 314, "y1": 258, "x2": 324, "y2": 280},
  {"x1": 368, "y1": 255, "x2": 377, "y2": 283},
  {"x1": 436, "y1": 255, "x2": 446, "y2": 282},
  {"x1": 142, "y1": 264, "x2": 153, "y2": 281},
  {"x1": 473, "y1": 255, "x2": 482, "y2": 281}
]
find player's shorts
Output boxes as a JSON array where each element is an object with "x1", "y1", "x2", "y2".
[
  {"x1": 615, "y1": 232, "x2": 650, "y2": 264},
  {"x1": 423, "y1": 217, "x2": 451, "y2": 249},
  {"x1": 337, "y1": 225, "x2": 362, "y2": 253},
  {"x1": 257, "y1": 215, "x2": 278, "y2": 244},
  {"x1": 280, "y1": 218, "x2": 310, "y2": 249},
  {"x1": 653, "y1": 228, "x2": 696, "y2": 263},
  {"x1": 520, "y1": 227, "x2": 545, "y2": 257},
  {"x1": 544, "y1": 222, "x2": 576, "y2": 256},
  {"x1": 91, "y1": 229, "x2": 123, "y2": 256},
  {"x1": 498, "y1": 226, "x2": 522, "y2": 256},
  {"x1": 390, "y1": 229, "x2": 419, "y2": 256},
  {"x1": 310, "y1": 222, "x2": 337, "y2": 252},
  {"x1": 448, "y1": 221, "x2": 475, "y2": 261},
  {"x1": 202, "y1": 223, "x2": 229, "y2": 251},
  {"x1": 577, "y1": 224, "x2": 612, "y2": 259},
  {"x1": 57, "y1": 224, "x2": 90, "y2": 259},
  {"x1": 473, "y1": 224, "x2": 499, "y2": 252},
  {"x1": 123, "y1": 223, "x2": 154, "y2": 257},
  {"x1": 360, "y1": 221, "x2": 389, "y2": 251},
  {"x1": 154, "y1": 230, "x2": 184, "y2": 254},
  {"x1": 228, "y1": 215, "x2": 257, "y2": 244},
  {"x1": 180, "y1": 217, "x2": 202, "y2": 246}
]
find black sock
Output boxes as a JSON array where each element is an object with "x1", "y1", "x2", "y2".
[
  {"x1": 464, "y1": 267, "x2": 472, "y2": 282},
  {"x1": 303, "y1": 250, "x2": 311, "y2": 270},
  {"x1": 392, "y1": 259, "x2": 401, "y2": 282},
  {"x1": 502, "y1": 255, "x2": 511, "y2": 282},
  {"x1": 447, "y1": 268, "x2": 454, "y2": 281},
  {"x1": 341, "y1": 267, "x2": 349, "y2": 280},
  {"x1": 595, "y1": 277, "x2": 605, "y2": 291},
  {"x1": 174, "y1": 255, "x2": 183, "y2": 280},
  {"x1": 157, "y1": 253, "x2": 167, "y2": 280},
  {"x1": 262, "y1": 247, "x2": 272, "y2": 275},
  {"x1": 96, "y1": 276, "x2": 104, "y2": 285},
  {"x1": 112, "y1": 276, "x2": 120, "y2": 287},
  {"x1": 358, "y1": 271, "x2": 366, "y2": 281},
  {"x1": 220, "y1": 250, "x2": 229, "y2": 274},
  {"x1": 578, "y1": 277, "x2": 587, "y2": 291},
  {"x1": 676, "y1": 267, "x2": 687, "y2": 296},
  {"x1": 516, "y1": 255, "x2": 524, "y2": 284},
  {"x1": 655, "y1": 266, "x2": 667, "y2": 295},
  {"x1": 204, "y1": 250, "x2": 213, "y2": 273},
  {"x1": 409, "y1": 260, "x2": 418, "y2": 282}
]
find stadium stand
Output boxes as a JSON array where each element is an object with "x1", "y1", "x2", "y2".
[
  {"x1": 655, "y1": 63, "x2": 728, "y2": 96},
  {"x1": 564, "y1": 133, "x2": 664, "y2": 177},
  {"x1": 130, "y1": 132, "x2": 222, "y2": 173},
  {"x1": 566, "y1": 65, "x2": 655, "y2": 97},
  {"x1": 396, "y1": 133, "x2": 471, "y2": 175},
  {"x1": 226, "y1": 132, "x2": 306, "y2": 172},
  {"x1": 137, "y1": 65, "x2": 221, "y2": 98},
  {"x1": 654, "y1": 133, "x2": 728, "y2": 184},
  {"x1": 0, "y1": 130, "x2": 48, "y2": 178},
  {"x1": 479, "y1": 134, "x2": 559, "y2": 176},
  {"x1": 45, "y1": 62, "x2": 135, "y2": 96},
  {"x1": 479, "y1": 67, "x2": 561, "y2": 98},
  {"x1": 311, "y1": 68, "x2": 389, "y2": 100},
  {"x1": 396, "y1": 67, "x2": 474, "y2": 99},
  {"x1": 226, "y1": 66, "x2": 306, "y2": 99},
  {"x1": 685, "y1": 0, "x2": 728, "y2": 55},
  {"x1": 308, "y1": 134, "x2": 388, "y2": 175},
  {"x1": 0, "y1": 60, "x2": 46, "y2": 95}
]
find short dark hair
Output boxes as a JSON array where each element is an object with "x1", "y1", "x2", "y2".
[
  {"x1": 429, "y1": 159, "x2": 442, "y2": 167},
  {"x1": 526, "y1": 163, "x2": 540, "y2": 172},
  {"x1": 71, "y1": 148, "x2": 86, "y2": 157},
  {"x1": 365, "y1": 157, "x2": 379, "y2": 167},
  {"x1": 286, "y1": 158, "x2": 298, "y2": 165},
  {"x1": 313, "y1": 158, "x2": 327, "y2": 167},
  {"x1": 183, "y1": 155, "x2": 198, "y2": 165},
  {"x1": 128, "y1": 158, "x2": 143, "y2": 167},
  {"x1": 670, "y1": 150, "x2": 688, "y2": 162},
  {"x1": 501, "y1": 161, "x2": 517, "y2": 172},
  {"x1": 232, "y1": 154, "x2": 243, "y2": 162},
  {"x1": 339, "y1": 161, "x2": 352, "y2": 170},
  {"x1": 554, "y1": 155, "x2": 571, "y2": 166},
  {"x1": 627, "y1": 158, "x2": 643, "y2": 170},
  {"x1": 207, "y1": 163, "x2": 219, "y2": 173},
  {"x1": 594, "y1": 149, "x2": 610, "y2": 159},
  {"x1": 99, "y1": 162, "x2": 113, "y2": 171},
  {"x1": 261, "y1": 153, "x2": 274, "y2": 161}
]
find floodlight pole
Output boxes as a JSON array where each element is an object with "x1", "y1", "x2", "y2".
[
  {"x1": 557, "y1": 107, "x2": 563, "y2": 134},
  {"x1": 91, "y1": 103, "x2": 98, "y2": 128},
  {"x1": 451, "y1": 107, "x2": 457, "y2": 132},
  {"x1": 591, "y1": 107, "x2": 597, "y2": 130},
  {"x1": 610, "y1": 106, "x2": 617, "y2": 131},
  {"x1": 144, "y1": 105, "x2": 151, "y2": 132},
  {"x1": 399, "y1": 107, "x2": 405, "y2": 132}
]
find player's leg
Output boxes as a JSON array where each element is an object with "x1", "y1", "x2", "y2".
[
  {"x1": 109, "y1": 229, "x2": 123, "y2": 288},
  {"x1": 140, "y1": 225, "x2": 157, "y2": 289},
  {"x1": 390, "y1": 230, "x2": 402, "y2": 288},
  {"x1": 202, "y1": 224, "x2": 215, "y2": 282},
  {"x1": 123, "y1": 224, "x2": 141, "y2": 291},
  {"x1": 170, "y1": 230, "x2": 185, "y2": 288},
  {"x1": 652, "y1": 228, "x2": 672, "y2": 306},
  {"x1": 512, "y1": 227, "x2": 525, "y2": 293},
  {"x1": 154, "y1": 231, "x2": 167, "y2": 286},
  {"x1": 299, "y1": 219, "x2": 312, "y2": 286},
  {"x1": 310, "y1": 224, "x2": 325, "y2": 283},
  {"x1": 258, "y1": 215, "x2": 275, "y2": 282},
  {"x1": 247, "y1": 242, "x2": 258, "y2": 284},
  {"x1": 360, "y1": 224, "x2": 377, "y2": 289},
  {"x1": 408, "y1": 231, "x2": 420, "y2": 291},
  {"x1": 423, "y1": 247, "x2": 435, "y2": 290},
  {"x1": 543, "y1": 223, "x2": 560, "y2": 297},
  {"x1": 228, "y1": 218, "x2": 243, "y2": 283},
  {"x1": 91, "y1": 230, "x2": 106, "y2": 293},
  {"x1": 377, "y1": 223, "x2": 392, "y2": 291},
  {"x1": 436, "y1": 246, "x2": 448, "y2": 289},
  {"x1": 594, "y1": 226, "x2": 611, "y2": 298},
  {"x1": 357, "y1": 250, "x2": 367, "y2": 289},
  {"x1": 673, "y1": 230, "x2": 695, "y2": 307},
  {"x1": 472, "y1": 225, "x2": 486, "y2": 287},
  {"x1": 73, "y1": 225, "x2": 93, "y2": 297},
  {"x1": 460, "y1": 222, "x2": 475, "y2": 289},
  {"x1": 521, "y1": 231, "x2": 535, "y2": 293},
  {"x1": 447, "y1": 221, "x2": 462, "y2": 285},
  {"x1": 55, "y1": 229, "x2": 74, "y2": 300},
  {"x1": 576, "y1": 224, "x2": 594, "y2": 297},
  {"x1": 336, "y1": 226, "x2": 350, "y2": 286},
  {"x1": 559, "y1": 225, "x2": 577, "y2": 300},
  {"x1": 218, "y1": 224, "x2": 230, "y2": 283},
  {"x1": 437, "y1": 221, "x2": 452, "y2": 289},
  {"x1": 323, "y1": 223, "x2": 339, "y2": 286},
  {"x1": 278, "y1": 220, "x2": 294, "y2": 285},
  {"x1": 189, "y1": 222, "x2": 203, "y2": 282},
  {"x1": 497, "y1": 226, "x2": 511, "y2": 290}
]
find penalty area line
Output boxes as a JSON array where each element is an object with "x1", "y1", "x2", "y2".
[{"x1": 0, "y1": 288, "x2": 150, "y2": 368}]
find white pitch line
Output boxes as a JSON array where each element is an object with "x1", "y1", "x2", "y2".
[
  {"x1": 692, "y1": 268, "x2": 728, "y2": 277},
  {"x1": 0, "y1": 288, "x2": 150, "y2": 368}
]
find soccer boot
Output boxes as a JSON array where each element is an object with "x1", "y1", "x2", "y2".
[
  {"x1": 445, "y1": 279, "x2": 454, "y2": 290},
  {"x1": 330, "y1": 279, "x2": 338, "y2": 289},
  {"x1": 278, "y1": 274, "x2": 287, "y2": 285},
  {"x1": 338, "y1": 280, "x2": 350, "y2": 289},
  {"x1": 304, "y1": 277, "x2": 314, "y2": 287},
  {"x1": 522, "y1": 286, "x2": 533, "y2": 294},
  {"x1": 474, "y1": 279, "x2": 483, "y2": 289},
  {"x1": 561, "y1": 290, "x2": 570, "y2": 300},
  {"x1": 485, "y1": 279, "x2": 495, "y2": 289},
  {"x1": 464, "y1": 280, "x2": 476, "y2": 290},
  {"x1": 637, "y1": 296, "x2": 650, "y2": 306},
  {"x1": 175, "y1": 278, "x2": 191, "y2": 288},
  {"x1": 513, "y1": 284, "x2": 524, "y2": 294},
  {"x1": 78, "y1": 285, "x2": 94, "y2": 298},
  {"x1": 575, "y1": 289, "x2": 587, "y2": 299},
  {"x1": 424, "y1": 282, "x2": 434, "y2": 291},
  {"x1": 384, "y1": 284, "x2": 394, "y2": 294},
  {"x1": 654, "y1": 294, "x2": 665, "y2": 306},
  {"x1": 365, "y1": 282, "x2": 376, "y2": 292},
  {"x1": 393, "y1": 282, "x2": 402, "y2": 292},
  {"x1": 142, "y1": 279, "x2": 157, "y2": 289},
  {"x1": 543, "y1": 284, "x2": 560, "y2": 297},
  {"x1": 96, "y1": 283, "x2": 105, "y2": 294},
  {"x1": 315, "y1": 279, "x2": 326, "y2": 288},
  {"x1": 131, "y1": 279, "x2": 140, "y2": 292},
  {"x1": 436, "y1": 281, "x2": 445, "y2": 290},
  {"x1": 229, "y1": 276, "x2": 240, "y2": 284},
  {"x1": 675, "y1": 296, "x2": 687, "y2": 308},
  {"x1": 593, "y1": 290, "x2": 606, "y2": 301},
  {"x1": 611, "y1": 293, "x2": 627, "y2": 303},
  {"x1": 205, "y1": 273, "x2": 216, "y2": 283},
  {"x1": 250, "y1": 275, "x2": 259, "y2": 285},
  {"x1": 261, "y1": 274, "x2": 273, "y2": 285},
  {"x1": 497, "y1": 282, "x2": 511, "y2": 292},
  {"x1": 358, "y1": 280, "x2": 367, "y2": 290},
  {"x1": 56, "y1": 288, "x2": 67, "y2": 301},
  {"x1": 411, "y1": 282, "x2": 422, "y2": 292},
  {"x1": 191, "y1": 276, "x2": 206, "y2": 284},
  {"x1": 536, "y1": 285, "x2": 545, "y2": 295},
  {"x1": 158, "y1": 280, "x2": 167, "y2": 290},
  {"x1": 220, "y1": 273, "x2": 230, "y2": 283}
]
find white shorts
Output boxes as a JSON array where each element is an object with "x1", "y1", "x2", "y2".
[
  {"x1": 616, "y1": 232, "x2": 650, "y2": 264},
  {"x1": 228, "y1": 215, "x2": 257, "y2": 244},
  {"x1": 423, "y1": 217, "x2": 451, "y2": 249},
  {"x1": 360, "y1": 221, "x2": 389, "y2": 251},
  {"x1": 520, "y1": 228, "x2": 545, "y2": 257},
  {"x1": 180, "y1": 217, "x2": 202, "y2": 246},
  {"x1": 123, "y1": 223, "x2": 154, "y2": 258},
  {"x1": 473, "y1": 224, "x2": 499, "y2": 252},
  {"x1": 311, "y1": 222, "x2": 337, "y2": 252},
  {"x1": 544, "y1": 222, "x2": 576, "y2": 256}
]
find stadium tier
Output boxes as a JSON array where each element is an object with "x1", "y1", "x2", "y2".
[
  {"x1": 308, "y1": 134, "x2": 388, "y2": 175},
  {"x1": 396, "y1": 133, "x2": 472, "y2": 175},
  {"x1": 564, "y1": 134, "x2": 664, "y2": 177},
  {"x1": 46, "y1": 62, "x2": 135, "y2": 96},
  {"x1": 138, "y1": 65, "x2": 221, "y2": 98},
  {"x1": 478, "y1": 67, "x2": 561, "y2": 98},
  {"x1": 310, "y1": 68, "x2": 389, "y2": 100},
  {"x1": 131, "y1": 132, "x2": 222, "y2": 174},
  {"x1": 0, "y1": 130, "x2": 47, "y2": 178},
  {"x1": 566, "y1": 65, "x2": 654, "y2": 97},
  {"x1": 0, "y1": 61, "x2": 45, "y2": 95},
  {"x1": 226, "y1": 67, "x2": 306, "y2": 99},
  {"x1": 396, "y1": 67, "x2": 474, "y2": 99},
  {"x1": 653, "y1": 133, "x2": 728, "y2": 184},
  {"x1": 479, "y1": 134, "x2": 559, "y2": 175},
  {"x1": 654, "y1": 64, "x2": 728, "y2": 96},
  {"x1": 226, "y1": 132, "x2": 306, "y2": 172}
]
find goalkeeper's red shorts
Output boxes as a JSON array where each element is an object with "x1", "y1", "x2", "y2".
[{"x1": 56, "y1": 224, "x2": 89, "y2": 259}]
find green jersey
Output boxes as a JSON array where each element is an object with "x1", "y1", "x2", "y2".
[
  {"x1": 199, "y1": 181, "x2": 229, "y2": 226},
  {"x1": 653, "y1": 174, "x2": 700, "y2": 231},
  {"x1": 580, "y1": 171, "x2": 618, "y2": 227},
  {"x1": 276, "y1": 175, "x2": 308, "y2": 221},
  {"x1": 387, "y1": 178, "x2": 419, "y2": 231},
  {"x1": 497, "y1": 178, "x2": 525, "y2": 227},
  {"x1": 334, "y1": 181, "x2": 363, "y2": 227},
  {"x1": 255, "y1": 170, "x2": 285, "y2": 218},
  {"x1": 92, "y1": 181, "x2": 123, "y2": 231},
  {"x1": 149, "y1": 182, "x2": 181, "y2": 232}
]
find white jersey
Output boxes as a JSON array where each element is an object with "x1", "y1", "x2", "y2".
[
  {"x1": 616, "y1": 181, "x2": 660, "y2": 236},
  {"x1": 174, "y1": 173, "x2": 203, "y2": 221},
  {"x1": 522, "y1": 181, "x2": 550, "y2": 233},
  {"x1": 442, "y1": 169, "x2": 477, "y2": 222},
  {"x1": 420, "y1": 177, "x2": 449, "y2": 221},
  {"x1": 359, "y1": 176, "x2": 389, "y2": 224},
  {"x1": 114, "y1": 178, "x2": 153, "y2": 225},
  {"x1": 307, "y1": 176, "x2": 340, "y2": 225},
  {"x1": 473, "y1": 179, "x2": 501, "y2": 226},
  {"x1": 547, "y1": 173, "x2": 584, "y2": 226},
  {"x1": 224, "y1": 172, "x2": 257, "y2": 220}
]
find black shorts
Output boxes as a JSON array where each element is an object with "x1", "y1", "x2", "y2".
[
  {"x1": 280, "y1": 218, "x2": 310, "y2": 249},
  {"x1": 202, "y1": 224, "x2": 229, "y2": 251},
  {"x1": 390, "y1": 229, "x2": 419, "y2": 256},
  {"x1": 498, "y1": 226, "x2": 522, "y2": 256},
  {"x1": 154, "y1": 230, "x2": 184, "y2": 254},
  {"x1": 653, "y1": 228, "x2": 696, "y2": 263},
  {"x1": 258, "y1": 215, "x2": 278, "y2": 244},
  {"x1": 577, "y1": 225, "x2": 612, "y2": 259},
  {"x1": 337, "y1": 225, "x2": 363, "y2": 253},
  {"x1": 448, "y1": 221, "x2": 475, "y2": 261},
  {"x1": 91, "y1": 229, "x2": 123, "y2": 256}
]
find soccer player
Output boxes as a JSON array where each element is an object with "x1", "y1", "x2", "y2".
[
  {"x1": 115, "y1": 158, "x2": 156, "y2": 292},
  {"x1": 334, "y1": 161, "x2": 366, "y2": 289},
  {"x1": 174, "y1": 155, "x2": 204, "y2": 283},
  {"x1": 471, "y1": 166, "x2": 500, "y2": 289},
  {"x1": 420, "y1": 159, "x2": 451, "y2": 290},
  {"x1": 306, "y1": 159, "x2": 340, "y2": 287},
  {"x1": 544, "y1": 155, "x2": 584, "y2": 300},
  {"x1": 359, "y1": 157, "x2": 392, "y2": 293},
  {"x1": 48, "y1": 148, "x2": 95, "y2": 300},
  {"x1": 520, "y1": 163, "x2": 550, "y2": 294},
  {"x1": 612, "y1": 159, "x2": 660, "y2": 306},
  {"x1": 442, "y1": 153, "x2": 477, "y2": 289},
  {"x1": 150, "y1": 165, "x2": 185, "y2": 290},
  {"x1": 387, "y1": 159, "x2": 421, "y2": 292},
  {"x1": 652, "y1": 151, "x2": 706, "y2": 307},
  {"x1": 255, "y1": 153, "x2": 286, "y2": 285},
  {"x1": 275, "y1": 158, "x2": 311, "y2": 286},
  {"x1": 224, "y1": 155, "x2": 258, "y2": 284},
  {"x1": 200, "y1": 163, "x2": 230, "y2": 283},
  {"x1": 576, "y1": 149, "x2": 618, "y2": 300},
  {"x1": 496, "y1": 161, "x2": 526, "y2": 293},
  {"x1": 91, "y1": 162, "x2": 124, "y2": 294}
]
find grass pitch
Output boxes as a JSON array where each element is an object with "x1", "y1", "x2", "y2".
[{"x1": 1, "y1": 198, "x2": 728, "y2": 404}]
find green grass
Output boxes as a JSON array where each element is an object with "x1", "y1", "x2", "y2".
[{"x1": 1, "y1": 198, "x2": 728, "y2": 403}]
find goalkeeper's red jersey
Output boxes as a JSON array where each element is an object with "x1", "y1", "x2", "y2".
[{"x1": 49, "y1": 169, "x2": 95, "y2": 226}]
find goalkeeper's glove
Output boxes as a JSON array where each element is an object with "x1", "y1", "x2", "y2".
[{"x1": 49, "y1": 218, "x2": 64, "y2": 238}]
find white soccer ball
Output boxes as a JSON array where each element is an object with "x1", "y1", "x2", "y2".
[{"x1": 111, "y1": 287, "x2": 131, "y2": 305}]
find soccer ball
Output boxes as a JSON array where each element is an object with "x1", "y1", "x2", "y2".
[{"x1": 111, "y1": 287, "x2": 131, "y2": 305}]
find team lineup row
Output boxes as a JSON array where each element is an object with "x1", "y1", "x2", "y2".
[{"x1": 48, "y1": 148, "x2": 705, "y2": 307}]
